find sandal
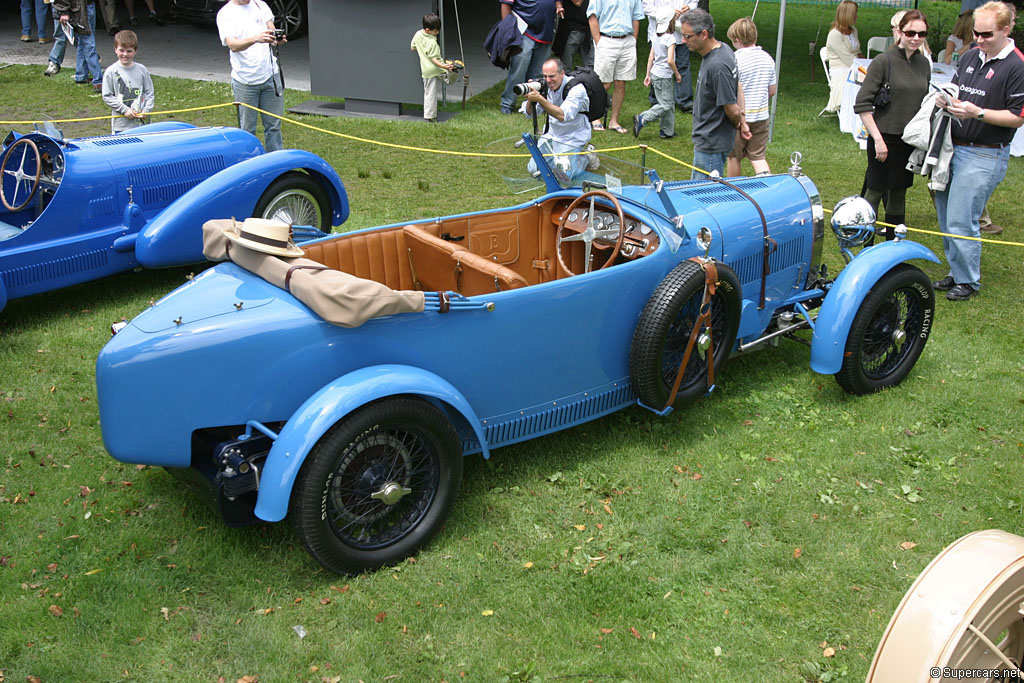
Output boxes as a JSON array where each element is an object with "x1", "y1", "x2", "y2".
[
  {"x1": 591, "y1": 121, "x2": 605, "y2": 131},
  {"x1": 609, "y1": 124, "x2": 628, "y2": 134}
]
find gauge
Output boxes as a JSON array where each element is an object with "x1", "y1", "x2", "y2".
[
  {"x1": 639, "y1": 224, "x2": 651, "y2": 235},
  {"x1": 569, "y1": 211, "x2": 578, "y2": 223}
]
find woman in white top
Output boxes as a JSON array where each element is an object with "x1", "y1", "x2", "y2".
[
  {"x1": 944, "y1": 11, "x2": 974, "y2": 64},
  {"x1": 824, "y1": 1, "x2": 863, "y2": 113}
]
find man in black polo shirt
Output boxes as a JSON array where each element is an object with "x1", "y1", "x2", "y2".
[{"x1": 932, "y1": 0, "x2": 1024, "y2": 301}]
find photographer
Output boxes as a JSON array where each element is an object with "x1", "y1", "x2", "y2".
[
  {"x1": 521, "y1": 58, "x2": 596, "y2": 180},
  {"x1": 217, "y1": 0, "x2": 286, "y2": 152}
]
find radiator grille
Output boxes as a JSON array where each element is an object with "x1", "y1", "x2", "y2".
[
  {"x1": 665, "y1": 180, "x2": 770, "y2": 205},
  {"x1": 727, "y1": 234, "x2": 806, "y2": 285}
]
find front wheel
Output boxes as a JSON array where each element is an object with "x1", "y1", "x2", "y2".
[
  {"x1": 253, "y1": 171, "x2": 329, "y2": 230},
  {"x1": 835, "y1": 263, "x2": 934, "y2": 395},
  {"x1": 289, "y1": 398, "x2": 462, "y2": 574}
]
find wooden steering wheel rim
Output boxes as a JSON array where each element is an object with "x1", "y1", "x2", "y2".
[
  {"x1": 1, "y1": 137, "x2": 42, "y2": 212},
  {"x1": 555, "y1": 190, "x2": 626, "y2": 276}
]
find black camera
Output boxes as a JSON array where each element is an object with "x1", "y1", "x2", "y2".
[{"x1": 273, "y1": 28, "x2": 286, "y2": 41}]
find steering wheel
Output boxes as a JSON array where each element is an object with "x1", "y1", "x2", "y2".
[
  {"x1": 1, "y1": 138, "x2": 42, "y2": 212},
  {"x1": 555, "y1": 190, "x2": 626, "y2": 276}
]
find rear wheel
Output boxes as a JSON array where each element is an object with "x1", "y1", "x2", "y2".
[
  {"x1": 290, "y1": 398, "x2": 462, "y2": 574},
  {"x1": 253, "y1": 171, "x2": 329, "y2": 230},
  {"x1": 835, "y1": 264, "x2": 934, "y2": 395}
]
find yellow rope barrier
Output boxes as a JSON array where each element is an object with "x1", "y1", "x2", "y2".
[{"x1": 2, "y1": 100, "x2": 1020, "y2": 248}]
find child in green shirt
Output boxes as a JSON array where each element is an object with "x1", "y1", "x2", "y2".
[{"x1": 410, "y1": 13, "x2": 455, "y2": 122}]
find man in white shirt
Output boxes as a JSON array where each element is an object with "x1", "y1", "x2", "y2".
[
  {"x1": 217, "y1": 0, "x2": 285, "y2": 151},
  {"x1": 521, "y1": 57, "x2": 595, "y2": 180}
]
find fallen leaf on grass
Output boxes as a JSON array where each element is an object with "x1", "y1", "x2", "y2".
[
  {"x1": 793, "y1": 548, "x2": 802, "y2": 559},
  {"x1": 375, "y1": 611, "x2": 386, "y2": 623},
  {"x1": 319, "y1": 598, "x2": 331, "y2": 605},
  {"x1": 630, "y1": 627, "x2": 642, "y2": 640},
  {"x1": 600, "y1": 628, "x2": 613, "y2": 634},
  {"x1": 329, "y1": 584, "x2": 350, "y2": 593},
  {"x1": 237, "y1": 676, "x2": 258, "y2": 683},
  {"x1": 523, "y1": 562, "x2": 534, "y2": 569},
  {"x1": 481, "y1": 610, "x2": 494, "y2": 616},
  {"x1": 603, "y1": 504, "x2": 613, "y2": 516},
  {"x1": 573, "y1": 524, "x2": 586, "y2": 531},
  {"x1": 900, "y1": 541, "x2": 917, "y2": 551},
  {"x1": 823, "y1": 647, "x2": 836, "y2": 657},
  {"x1": 48, "y1": 605, "x2": 63, "y2": 617}
]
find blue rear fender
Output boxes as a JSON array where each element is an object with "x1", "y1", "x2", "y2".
[
  {"x1": 135, "y1": 149, "x2": 349, "y2": 268},
  {"x1": 253, "y1": 364, "x2": 488, "y2": 523},
  {"x1": 810, "y1": 241, "x2": 939, "y2": 375}
]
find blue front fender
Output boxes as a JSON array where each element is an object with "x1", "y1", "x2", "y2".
[
  {"x1": 810, "y1": 241, "x2": 939, "y2": 374},
  {"x1": 253, "y1": 364, "x2": 488, "y2": 523},
  {"x1": 135, "y1": 149, "x2": 349, "y2": 268}
]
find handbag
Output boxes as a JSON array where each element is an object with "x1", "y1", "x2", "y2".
[{"x1": 873, "y1": 54, "x2": 892, "y2": 109}]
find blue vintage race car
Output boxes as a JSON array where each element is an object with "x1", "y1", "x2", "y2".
[
  {"x1": 0, "y1": 121, "x2": 346, "y2": 314},
  {"x1": 96, "y1": 138, "x2": 938, "y2": 574}
]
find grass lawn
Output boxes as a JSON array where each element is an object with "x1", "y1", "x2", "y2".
[{"x1": 2, "y1": 1, "x2": 1023, "y2": 680}]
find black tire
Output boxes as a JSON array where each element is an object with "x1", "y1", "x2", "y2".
[
  {"x1": 630, "y1": 260, "x2": 741, "y2": 409},
  {"x1": 835, "y1": 263, "x2": 934, "y2": 395},
  {"x1": 253, "y1": 171, "x2": 329, "y2": 230},
  {"x1": 289, "y1": 398, "x2": 463, "y2": 574},
  {"x1": 268, "y1": 0, "x2": 307, "y2": 40}
]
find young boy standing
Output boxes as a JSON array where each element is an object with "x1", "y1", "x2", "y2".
[
  {"x1": 101, "y1": 30, "x2": 154, "y2": 133},
  {"x1": 410, "y1": 13, "x2": 455, "y2": 122},
  {"x1": 633, "y1": 8, "x2": 681, "y2": 139}
]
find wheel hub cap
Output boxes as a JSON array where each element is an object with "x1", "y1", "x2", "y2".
[{"x1": 370, "y1": 482, "x2": 413, "y2": 506}]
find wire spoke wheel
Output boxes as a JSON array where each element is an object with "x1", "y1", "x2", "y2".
[
  {"x1": 326, "y1": 427, "x2": 438, "y2": 549},
  {"x1": 868, "y1": 530, "x2": 1024, "y2": 681},
  {"x1": 254, "y1": 172, "x2": 329, "y2": 230},
  {"x1": 290, "y1": 399, "x2": 462, "y2": 574},
  {"x1": 836, "y1": 264, "x2": 934, "y2": 394}
]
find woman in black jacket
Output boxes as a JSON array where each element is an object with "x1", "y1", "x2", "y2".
[{"x1": 854, "y1": 9, "x2": 931, "y2": 240}]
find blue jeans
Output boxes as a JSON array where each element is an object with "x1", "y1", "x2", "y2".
[
  {"x1": 501, "y1": 36, "x2": 552, "y2": 111},
  {"x1": 232, "y1": 75, "x2": 285, "y2": 152},
  {"x1": 933, "y1": 143, "x2": 1009, "y2": 290},
  {"x1": 561, "y1": 29, "x2": 594, "y2": 69},
  {"x1": 648, "y1": 43, "x2": 692, "y2": 109},
  {"x1": 21, "y1": 0, "x2": 49, "y2": 39},
  {"x1": 691, "y1": 149, "x2": 728, "y2": 180},
  {"x1": 48, "y1": 17, "x2": 67, "y2": 65},
  {"x1": 74, "y1": 3, "x2": 102, "y2": 85},
  {"x1": 526, "y1": 137, "x2": 588, "y2": 181},
  {"x1": 639, "y1": 75, "x2": 674, "y2": 136}
]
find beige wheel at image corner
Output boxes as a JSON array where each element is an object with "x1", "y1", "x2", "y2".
[{"x1": 867, "y1": 529, "x2": 1024, "y2": 682}]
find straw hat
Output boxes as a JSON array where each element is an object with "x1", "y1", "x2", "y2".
[{"x1": 223, "y1": 217, "x2": 304, "y2": 258}]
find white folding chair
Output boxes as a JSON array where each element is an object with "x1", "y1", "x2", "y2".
[
  {"x1": 937, "y1": 48, "x2": 947, "y2": 64},
  {"x1": 818, "y1": 47, "x2": 834, "y2": 116},
  {"x1": 866, "y1": 36, "x2": 892, "y2": 59}
]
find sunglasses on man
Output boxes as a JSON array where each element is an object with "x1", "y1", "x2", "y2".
[{"x1": 973, "y1": 29, "x2": 997, "y2": 39}]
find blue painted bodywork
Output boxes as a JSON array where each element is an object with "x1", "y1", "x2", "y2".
[
  {"x1": 0, "y1": 123, "x2": 345, "y2": 312},
  {"x1": 95, "y1": 147, "x2": 937, "y2": 525}
]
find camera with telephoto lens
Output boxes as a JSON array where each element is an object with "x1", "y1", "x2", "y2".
[{"x1": 513, "y1": 81, "x2": 542, "y2": 96}]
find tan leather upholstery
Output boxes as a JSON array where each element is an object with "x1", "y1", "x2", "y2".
[
  {"x1": 301, "y1": 226, "x2": 414, "y2": 291},
  {"x1": 403, "y1": 224, "x2": 463, "y2": 292},
  {"x1": 403, "y1": 224, "x2": 527, "y2": 294},
  {"x1": 451, "y1": 249, "x2": 528, "y2": 293}
]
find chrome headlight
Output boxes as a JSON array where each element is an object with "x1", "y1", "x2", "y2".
[{"x1": 831, "y1": 196, "x2": 876, "y2": 249}]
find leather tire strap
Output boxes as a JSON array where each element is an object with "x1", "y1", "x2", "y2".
[{"x1": 664, "y1": 259, "x2": 719, "y2": 410}]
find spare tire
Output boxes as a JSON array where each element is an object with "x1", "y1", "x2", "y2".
[{"x1": 629, "y1": 260, "x2": 741, "y2": 410}]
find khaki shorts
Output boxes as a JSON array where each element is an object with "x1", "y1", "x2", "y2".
[
  {"x1": 728, "y1": 118, "x2": 769, "y2": 161},
  {"x1": 594, "y1": 34, "x2": 637, "y2": 82}
]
